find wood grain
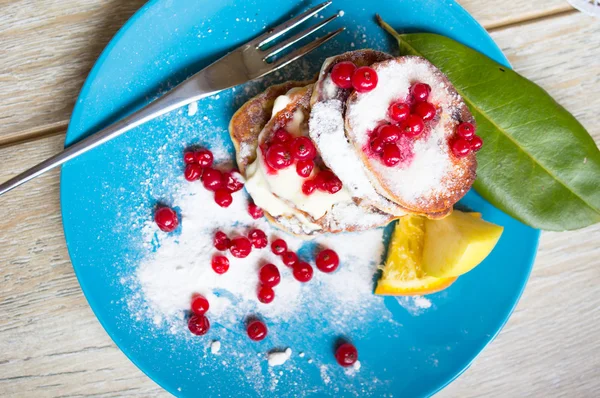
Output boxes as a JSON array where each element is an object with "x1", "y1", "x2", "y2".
[
  {"x1": 0, "y1": 0, "x2": 573, "y2": 145},
  {"x1": 0, "y1": 4, "x2": 599, "y2": 398}
]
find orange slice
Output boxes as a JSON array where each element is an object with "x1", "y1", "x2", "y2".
[{"x1": 375, "y1": 214, "x2": 456, "y2": 296}]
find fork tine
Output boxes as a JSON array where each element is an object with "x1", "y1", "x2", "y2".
[
  {"x1": 254, "y1": 1, "x2": 332, "y2": 48},
  {"x1": 266, "y1": 27, "x2": 345, "y2": 71},
  {"x1": 263, "y1": 14, "x2": 340, "y2": 60}
]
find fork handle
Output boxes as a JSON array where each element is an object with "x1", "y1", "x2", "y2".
[{"x1": 0, "y1": 78, "x2": 220, "y2": 197}]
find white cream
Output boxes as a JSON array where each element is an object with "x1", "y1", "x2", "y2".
[{"x1": 244, "y1": 90, "x2": 353, "y2": 231}]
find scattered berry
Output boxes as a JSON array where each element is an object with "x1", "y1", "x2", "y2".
[
  {"x1": 249, "y1": 229, "x2": 268, "y2": 249},
  {"x1": 315, "y1": 249, "x2": 340, "y2": 273},
  {"x1": 370, "y1": 137, "x2": 384, "y2": 154},
  {"x1": 184, "y1": 151, "x2": 196, "y2": 164},
  {"x1": 411, "y1": 82, "x2": 431, "y2": 102},
  {"x1": 154, "y1": 207, "x2": 179, "y2": 232},
  {"x1": 378, "y1": 125, "x2": 402, "y2": 143},
  {"x1": 470, "y1": 135, "x2": 483, "y2": 152},
  {"x1": 389, "y1": 102, "x2": 410, "y2": 122},
  {"x1": 195, "y1": 149, "x2": 214, "y2": 167},
  {"x1": 223, "y1": 171, "x2": 244, "y2": 192},
  {"x1": 351, "y1": 66, "x2": 378, "y2": 93},
  {"x1": 211, "y1": 255, "x2": 230, "y2": 274},
  {"x1": 331, "y1": 61, "x2": 356, "y2": 89},
  {"x1": 246, "y1": 320, "x2": 268, "y2": 341},
  {"x1": 293, "y1": 262, "x2": 313, "y2": 282},
  {"x1": 317, "y1": 171, "x2": 343, "y2": 194},
  {"x1": 414, "y1": 102, "x2": 437, "y2": 121},
  {"x1": 184, "y1": 163, "x2": 203, "y2": 181},
  {"x1": 457, "y1": 122, "x2": 476, "y2": 140},
  {"x1": 191, "y1": 294, "x2": 210, "y2": 316},
  {"x1": 257, "y1": 285, "x2": 275, "y2": 304},
  {"x1": 259, "y1": 263, "x2": 281, "y2": 287},
  {"x1": 335, "y1": 343, "x2": 358, "y2": 367},
  {"x1": 214, "y1": 231, "x2": 230, "y2": 251},
  {"x1": 290, "y1": 136, "x2": 317, "y2": 161},
  {"x1": 451, "y1": 138, "x2": 472, "y2": 158},
  {"x1": 265, "y1": 143, "x2": 293, "y2": 170},
  {"x1": 248, "y1": 202, "x2": 264, "y2": 219},
  {"x1": 296, "y1": 159, "x2": 314, "y2": 178},
  {"x1": 214, "y1": 189, "x2": 233, "y2": 208},
  {"x1": 401, "y1": 114, "x2": 425, "y2": 138},
  {"x1": 382, "y1": 143, "x2": 401, "y2": 167},
  {"x1": 282, "y1": 251, "x2": 299, "y2": 267},
  {"x1": 202, "y1": 168, "x2": 223, "y2": 191},
  {"x1": 188, "y1": 314, "x2": 210, "y2": 336},
  {"x1": 229, "y1": 237, "x2": 252, "y2": 258},
  {"x1": 271, "y1": 239, "x2": 287, "y2": 255},
  {"x1": 273, "y1": 129, "x2": 292, "y2": 144},
  {"x1": 302, "y1": 180, "x2": 317, "y2": 196}
]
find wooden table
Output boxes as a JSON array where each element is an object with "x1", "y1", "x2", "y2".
[{"x1": 1, "y1": 1, "x2": 599, "y2": 396}]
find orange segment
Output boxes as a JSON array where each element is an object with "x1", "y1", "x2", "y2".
[{"x1": 375, "y1": 214, "x2": 458, "y2": 296}]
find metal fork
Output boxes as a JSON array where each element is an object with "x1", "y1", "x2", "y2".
[
  {"x1": 568, "y1": 0, "x2": 600, "y2": 17},
  {"x1": 0, "y1": 1, "x2": 344, "y2": 196}
]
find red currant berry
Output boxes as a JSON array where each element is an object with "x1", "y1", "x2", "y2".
[
  {"x1": 195, "y1": 149, "x2": 214, "y2": 167},
  {"x1": 302, "y1": 180, "x2": 317, "y2": 196},
  {"x1": 290, "y1": 136, "x2": 317, "y2": 161},
  {"x1": 184, "y1": 151, "x2": 196, "y2": 164},
  {"x1": 223, "y1": 170, "x2": 244, "y2": 192},
  {"x1": 411, "y1": 82, "x2": 431, "y2": 102},
  {"x1": 271, "y1": 239, "x2": 287, "y2": 255},
  {"x1": 282, "y1": 251, "x2": 299, "y2": 267},
  {"x1": 382, "y1": 143, "x2": 401, "y2": 167},
  {"x1": 188, "y1": 314, "x2": 210, "y2": 336},
  {"x1": 259, "y1": 263, "x2": 281, "y2": 287},
  {"x1": 378, "y1": 124, "x2": 402, "y2": 143},
  {"x1": 335, "y1": 343, "x2": 358, "y2": 367},
  {"x1": 293, "y1": 262, "x2": 313, "y2": 282},
  {"x1": 470, "y1": 135, "x2": 483, "y2": 152},
  {"x1": 265, "y1": 143, "x2": 293, "y2": 170},
  {"x1": 389, "y1": 102, "x2": 410, "y2": 122},
  {"x1": 352, "y1": 66, "x2": 378, "y2": 93},
  {"x1": 190, "y1": 294, "x2": 210, "y2": 315},
  {"x1": 331, "y1": 61, "x2": 356, "y2": 89},
  {"x1": 257, "y1": 285, "x2": 275, "y2": 304},
  {"x1": 202, "y1": 168, "x2": 223, "y2": 191},
  {"x1": 414, "y1": 102, "x2": 437, "y2": 121},
  {"x1": 214, "y1": 189, "x2": 233, "y2": 208},
  {"x1": 318, "y1": 171, "x2": 343, "y2": 194},
  {"x1": 184, "y1": 163, "x2": 203, "y2": 182},
  {"x1": 214, "y1": 231, "x2": 230, "y2": 251},
  {"x1": 451, "y1": 138, "x2": 472, "y2": 158},
  {"x1": 211, "y1": 255, "x2": 230, "y2": 274},
  {"x1": 370, "y1": 137, "x2": 384, "y2": 154},
  {"x1": 248, "y1": 202, "x2": 264, "y2": 219},
  {"x1": 457, "y1": 122, "x2": 476, "y2": 140},
  {"x1": 315, "y1": 249, "x2": 340, "y2": 273},
  {"x1": 154, "y1": 207, "x2": 179, "y2": 232},
  {"x1": 296, "y1": 159, "x2": 314, "y2": 178},
  {"x1": 249, "y1": 229, "x2": 268, "y2": 249},
  {"x1": 401, "y1": 115, "x2": 425, "y2": 138},
  {"x1": 273, "y1": 129, "x2": 292, "y2": 144},
  {"x1": 246, "y1": 320, "x2": 267, "y2": 341},
  {"x1": 229, "y1": 237, "x2": 252, "y2": 258}
]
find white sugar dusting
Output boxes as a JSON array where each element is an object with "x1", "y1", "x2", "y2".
[
  {"x1": 396, "y1": 295, "x2": 432, "y2": 315},
  {"x1": 346, "y1": 58, "x2": 460, "y2": 206}
]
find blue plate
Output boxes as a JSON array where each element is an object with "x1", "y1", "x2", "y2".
[{"x1": 61, "y1": 0, "x2": 540, "y2": 396}]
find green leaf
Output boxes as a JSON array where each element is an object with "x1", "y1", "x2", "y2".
[{"x1": 378, "y1": 16, "x2": 600, "y2": 231}]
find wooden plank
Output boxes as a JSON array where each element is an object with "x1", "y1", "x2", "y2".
[
  {"x1": 1, "y1": 9, "x2": 599, "y2": 398},
  {"x1": 0, "y1": 0, "x2": 572, "y2": 144}
]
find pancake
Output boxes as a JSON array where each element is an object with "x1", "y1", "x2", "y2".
[
  {"x1": 344, "y1": 56, "x2": 476, "y2": 216},
  {"x1": 230, "y1": 82, "x2": 395, "y2": 237},
  {"x1": 308, "y1": 50, "x2": 418, "y2": 217}
]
